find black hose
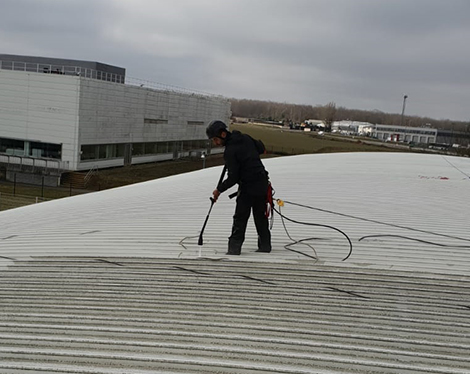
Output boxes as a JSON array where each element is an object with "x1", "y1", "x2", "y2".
[
  {"x1": 276, "y1": 205, "x2": 318, "y2": 261},
  {"x1": 282, "y1": 200, "x2": 470, "y2": 243},
  {"x1": 273, "y1": 205, "x2": 353, "y2": 261},
  {"x1": 359, "y1": 234, "x2": 470, "y2": 248}
]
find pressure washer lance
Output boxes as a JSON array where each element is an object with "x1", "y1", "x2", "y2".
[
  {"x1": 198, "y1": 166, "x2": 227, "y2": 251},
  {"x1": 198, "y1": 197, "x2": 215, "y2": 246}
]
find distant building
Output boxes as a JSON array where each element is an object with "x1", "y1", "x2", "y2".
[
  {"x1": 436, "y1": 129, "x2": 470, "y2": 147},
  {"x1": 373, "y1": 124, "x2": 437, "y2": 144},
  {"x1": 357, "y1": 124, "x2": 374, "y2": 136},
  {"x1": 332, "y1": 121, "x2": 373, "y2": 135},
  {"x1": 0, "y1": 54, "x2": 231, "y2": 181},
  {"x1": 232, "y1": 117, "x2": 252, "y2": 123},
  {"x1": 305, "y1": 119, "x2": 323, "y2": 126},
  {"x1": 302, "y1": 119, "x2": 324, "y2": 131}
]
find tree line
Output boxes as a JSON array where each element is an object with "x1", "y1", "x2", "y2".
[{"x1": 230, "y1": 98, "x2": 470, "y2": 132}]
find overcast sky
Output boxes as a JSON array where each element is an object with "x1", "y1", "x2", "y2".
[{"x1": 1, "y1": 0, "x2": 469, "y2": 121}]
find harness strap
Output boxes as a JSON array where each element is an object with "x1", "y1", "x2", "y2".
[{"x1": 265, "y1": 182, "x2": 274, "y2": 218}]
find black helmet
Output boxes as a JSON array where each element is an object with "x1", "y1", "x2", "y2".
[{"x1": 206, "y1": 120, "x2": 228, "y2": 139}]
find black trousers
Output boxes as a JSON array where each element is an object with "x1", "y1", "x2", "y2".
[{"x1": 228, "y1": 191, "x2": 271, "y2": 254}]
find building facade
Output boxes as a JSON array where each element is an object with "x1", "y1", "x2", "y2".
[
  {"x1": 436, "y1": 129, "x2": 470, "y2": 147},
  {"x1": 331, "y1": 121, "x2": 374, "y2": 135},
  {"x1": 0, "y1": 55, "x2": 231, "y2": 174},
  {"x1": 374, "y1": 124, "x2": 437, "y2": 144}
]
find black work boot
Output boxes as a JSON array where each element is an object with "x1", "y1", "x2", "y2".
[
  {"x1": 226, "y1": 244, "x2": 241, "y2": 255},
  {"x1": 256, "y1": 236, "x2": 271, "y2": 253},
  {"x1": 227, "y1": 238, "x2": 242, "y2": 256}
]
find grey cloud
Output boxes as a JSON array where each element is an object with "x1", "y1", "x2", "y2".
[{"x1": 0, "y1": 0, "x2": 469, "y2": 121}]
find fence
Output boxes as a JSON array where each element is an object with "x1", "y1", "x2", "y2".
[
  {"x1": 0, "y1": 192, "x2": 51, "y2": 212},
  {"x1": 0, "y1": 154, "x2": 69, "y2": 175},
  {"x1": 0, "y1": 60, "x2": 125, "y2": 84},
  {"x1": 125, "y1": 77, "x2": 223, "y2": 98},
  {"x1": 267, "y1": 146, "x2": 312, "y2": 156}
]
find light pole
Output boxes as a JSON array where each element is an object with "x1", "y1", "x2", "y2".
[
  {"x1": 201, "y1": 152, "x2": 206, "y2": 169},
  {"x1": 400, "y1": 94, "x2": 408, "y2": 127}
]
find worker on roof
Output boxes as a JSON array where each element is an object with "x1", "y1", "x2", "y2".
[{"x1": 206, "y1": 120, "x2": 272, "y2": 255}]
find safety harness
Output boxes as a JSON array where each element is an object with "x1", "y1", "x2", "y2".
[{"x1": 265, "y1": 182, "x2": 274, "y2": 219}]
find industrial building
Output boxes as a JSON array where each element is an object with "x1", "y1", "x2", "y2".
[
  {"x1": 331, "y1": 120, "x2": 374, "y2": 135},
  {"x1": 436, "y1": 128, "x2": 470, "y2": 147},
  {"x1": 0, "y1": 54, "x2": 231, "y2": 184},
  {"x1": 331, "y1": 122, "x2": 440, "y2": 144},
  {"x1": 374, "y1": 124, "x2": 437, "y2": 143}
]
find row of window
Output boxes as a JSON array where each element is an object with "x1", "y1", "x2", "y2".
[
  {"x1": 0, "y1": 137, "x2": 213, "y2": 162},
  {"x1": 0, "y1": 137, "x2": 61, "y2": 159},
  {"x1": 144, "y1": 119, "x2": 205, "y2": 126},
  {"x1": 376, "y1": 127, "x2": 437, "y2": 135},
  {"x1": 80, "y1": 139, "x2": 211, "y2": 161},
  {"x1": 144, "y1": 118, "x2": 168, "y2": 125},
  {"x1": 0, "y1": 62, "x2": 126, "y2": 83},
  {"x1": 376, "y1": 133, "x2": 435, "y2": 143}
]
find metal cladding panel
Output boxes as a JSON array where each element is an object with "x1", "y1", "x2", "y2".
[
  {"x1": 78, "y1": 79, "x2": 230, "y2": 145},
  {"x1": 0, "y1": 69, "x2": 80, "y2": 167},
  {"x1": 0, "y1": 152, "x2": 469, "y2": 373}
]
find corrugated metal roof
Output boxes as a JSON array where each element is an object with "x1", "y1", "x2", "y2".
[{"x1": 1, "y1": 152, "x2": 469, "y2": 373}]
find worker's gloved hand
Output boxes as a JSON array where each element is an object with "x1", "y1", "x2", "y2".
[{"x1": 212, "y1": 189, "x2": 221, "y2": 202}]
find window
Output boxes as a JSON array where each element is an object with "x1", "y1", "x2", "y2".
[
  {"x1": 29, "y1": 141, "x2": 61, "y2": 159},
  {"x1": 198, "y1": 139, "x2": 210, "y2": 148},
  {"x1": 104, "y1": 144, "x2": 120, "y2": 158},
  {"x1": 157, "y1": 142, "x2": 168, "y2": 153},
  {"x1": 81, "y1": 143, "x2": 127, "y2": 160},
  {"x1": 116, "y1": 144, "x2": 125, "y2": 157},
  {"x1": 0, "y1": 138, "x2": 25, "y2": 155},
  {"x1": 79, "y1": 139, "x2": 210, "y2": 161},
  {"x1": 98, "y1": 145, "x2": 107, "y2": 159},
  {"x1": 144, "y1": 142, "x2": 158, "y2": 154},
  {"x1": 170, "y1": 141, "x2": 183, "y2": 152},
  {"x1": 81, "y1": 145, "x2": 98, "y2": 160},
  {"x1": 132, "y1": 143, "x2": 145, "y2": 156},
  {"x1": 182, "y1": 140, "x2": 193, "y2": 151},
  {"x1": 144, "y1": 118, "x2": 168, "y2": 125}
]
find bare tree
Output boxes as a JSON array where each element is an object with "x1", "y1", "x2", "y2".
[
  {"x1": 230, "y1": 98, "x2": 470, "y2": 131},
  {"x1": 321, "y1": 102, "x2": 337, "y2": 132}
]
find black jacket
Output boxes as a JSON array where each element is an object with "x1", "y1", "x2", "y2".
[{"x1": 217, "y1": 130, "x2": 268, "y2": 195}]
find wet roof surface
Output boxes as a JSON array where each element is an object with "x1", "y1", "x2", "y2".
[{"x1": 1, "y1": 152, "x2": 469, "y2": 373}]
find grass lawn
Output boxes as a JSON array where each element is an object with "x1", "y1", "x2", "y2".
[
  {"x1": 0, "y1": 181, "x2": 86, "y2": 211},
  {"x1": 231, "y1": 123, "x2": 403, "y2": 155}
]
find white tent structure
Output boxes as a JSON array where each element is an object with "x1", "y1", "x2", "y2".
[{"x1": 1, "y1": 152, "x2": 469, "y2": 373}]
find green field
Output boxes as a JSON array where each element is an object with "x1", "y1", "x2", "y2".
[
  {"x1": 231, "y1": 123, "x2": 403, "y2": 155},
  {"x1": 0, "y1": 182, "x2": 86, "y2": 211},
  {"x1": 91, "y1": 123, "x2": 405, "y2": 190}
]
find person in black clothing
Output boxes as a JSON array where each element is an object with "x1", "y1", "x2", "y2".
[{"x1": 206, "y1": 120, "x2": 272, "y2": 255}]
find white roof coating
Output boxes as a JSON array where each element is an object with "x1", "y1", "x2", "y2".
[{"x1": 1, "y1": 152, "x2": 469, "y2": 373}]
